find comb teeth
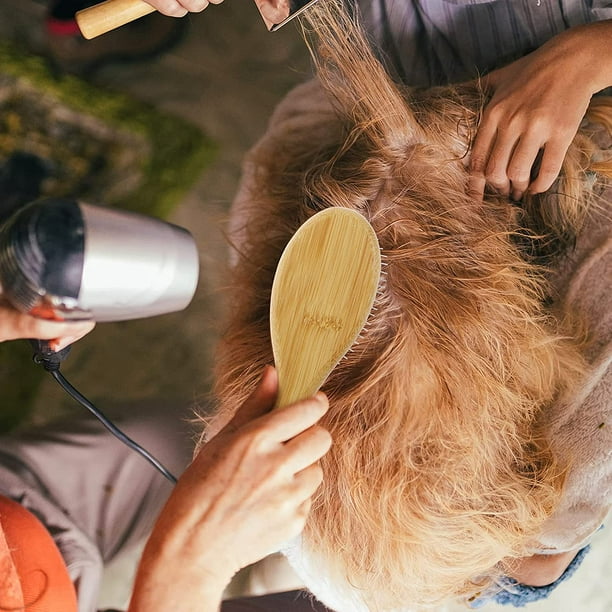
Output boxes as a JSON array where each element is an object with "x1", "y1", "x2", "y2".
[{"x1": 344, "y1": 249, "x2": 388, "y2": 354}]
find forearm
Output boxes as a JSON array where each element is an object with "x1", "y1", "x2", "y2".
[
  {"x1": 503, "y1": 549, "x2": 580, "y2": 587},
  {"x1": 553, "y1": 19, "x2": 612, "y2": 94},
  {"x1": 129, "y1": 582, "x2": 225, "y2": 612},
  {"x1": 128, "y1": 544, "x2": 229, "y2": 612},
  {"x1": 126, "y1": 370, "x2": 330, "y2": 611}
]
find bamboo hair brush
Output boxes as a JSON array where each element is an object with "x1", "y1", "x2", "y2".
[{"x1": 270, "y1": 208, "x2": 381, "y2": 408}]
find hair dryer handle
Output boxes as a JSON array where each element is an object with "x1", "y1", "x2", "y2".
[
  {"x1": 30, "y1": 339, "x2": 72, "y2": 371},
  {"x1": 76, "y1": 0, "x2": 155, "y2": 40}
]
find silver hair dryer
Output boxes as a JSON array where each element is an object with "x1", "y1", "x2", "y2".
[{"x1": 0, "y1": 198, "x2": 199, "y2": 323}]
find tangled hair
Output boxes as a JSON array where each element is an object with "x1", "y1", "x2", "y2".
[{"x1": 203, "y1": 1, "x2": 611, "y2": 608}]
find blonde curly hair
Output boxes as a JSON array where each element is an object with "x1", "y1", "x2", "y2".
[{"x1": 203, "y1": 1, "x2": 611, "y2": 608}]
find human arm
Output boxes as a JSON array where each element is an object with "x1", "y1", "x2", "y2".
[
  {"x1": 144, "y1": 0, "x2": 225, "y2": 18},
  {"x1": 128, "y1": 366, "x2": 332, "y2": 612},
  {"x1": 0, "y1": 298, "x2": 94, "y2": 351},
  {"x1": 469, "y1": 19, "x2": 612, "y2": 201},
  {"x1": 502, "y1": 549, "x2": 581, "y2": 587}
]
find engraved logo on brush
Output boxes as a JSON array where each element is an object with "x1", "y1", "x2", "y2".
[{"x1": 303, "y1": 312, "x2": 344, "y2": 331}]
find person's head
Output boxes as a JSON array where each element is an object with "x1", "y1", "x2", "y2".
[{"x1": 204, "y1": 0, "x2": 610, "y2": 607}]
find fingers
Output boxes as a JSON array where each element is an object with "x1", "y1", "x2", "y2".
[
  {"x1": 469, "y1": 112, "x2": 497, "y2": 192},
  {"x1": 148, "y1": 0, "x2": 224, "y2": 17},
  {"x1": 291, "y1": 463, "x2": 323, "y2": 507},
  {"x1": 224, "y1": 366, "x2": 329, "y2": 444},
  {"x1": 481, "y1": 131, "x2": 516, "y2": 195},
  {"x1": 255, "y1": 392, "x2": 329, "y2": 444},
  {"x1": 0, "y1": 301, "x2": 95, "y2": 345},
  {"x1": 471, "y1": 130, "x2": 571, "y2": 201},
  {"x1": 48, "y1": 325, "x2": 95, "y2": 351},
  {"x1": 528, "y1": 134, "x2": 573, "y2": 194},
  {"x1": 281, "y1": 423, "x2": 332, "y2": 475},
  {"x1": 262, "y1": 464, "x2": 322, "y2": 543},
  {"x1": 149, "y1": 0, "x2": 188, "y2": 16},
  {"x1": 470, "y1": 108, "x2": 538, "y2": 199},
  {"x1": 225, "y1": 365, "x2": 278, "y2": 431},
  {"x1": 506, "y1": 133, "x2": 541, "y2": 200}
]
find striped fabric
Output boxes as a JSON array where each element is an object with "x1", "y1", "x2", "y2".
[{"x1": 355, "y1": 0, "x2": 612, "y2": 86}]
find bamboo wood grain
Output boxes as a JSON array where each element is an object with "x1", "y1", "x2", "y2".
[
  {"x1": 76, "y1": 0, "x2": 156, "y2": 40},
  {"x1": 270, "y1": 208, "x2": 381, "y2": 409}
]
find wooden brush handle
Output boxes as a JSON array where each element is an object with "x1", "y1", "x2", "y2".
[{"x1": 76, "y1": 0, "x2": 156, "y2": 40}]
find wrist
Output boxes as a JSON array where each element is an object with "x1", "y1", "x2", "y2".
[
  {"x1": 561, "y1": 20, "x2": 612, "y2": 94},
  {"x1": 129, "y1": 564, "x2": 228, "y2": 612},
  {"x1": 129, "y1": 535, "x2": 234, "y2": 612}
]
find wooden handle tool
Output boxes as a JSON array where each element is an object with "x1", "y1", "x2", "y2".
[
  {"x1": 270, "y1": 208, "x2": 381, "y2": 409},
  {"x1": 75, "y1": 0, "x2": 321, "y2": 40},
  {"x1": 76, "y1": 0, "x2": 155, "y2": 40}
]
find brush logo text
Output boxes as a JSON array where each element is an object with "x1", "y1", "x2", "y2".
[{"x1": 303, "y1": 311, "x2": 344, "y2": 332}]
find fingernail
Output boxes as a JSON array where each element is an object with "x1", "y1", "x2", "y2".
[{"x1": 511, "y1": 190, "x2": 522, "y2": 202}]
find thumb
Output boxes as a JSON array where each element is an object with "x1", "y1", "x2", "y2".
[{"x1": 226, "y1": 365, "x2": 278, "y2": 431}]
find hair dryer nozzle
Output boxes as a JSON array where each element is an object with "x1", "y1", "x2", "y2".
[
  {"x1": 0, "y1": 199, "x2": 199, "y2": 323},
  {"x1": 78, "y1": 203, "x2": 199, "y2": 322}
]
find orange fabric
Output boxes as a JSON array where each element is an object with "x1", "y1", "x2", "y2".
[{"x1": 0, "y1": 495, "x2": 78, "y2": 612}]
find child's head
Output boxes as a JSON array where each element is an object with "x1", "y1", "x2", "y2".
[{"x1": 205, "y1": 1, "x2": 607, "y2": 607}]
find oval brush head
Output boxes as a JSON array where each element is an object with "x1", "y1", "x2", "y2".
[{"x1": 270, "y1": 208, "x2": 381, "y2": 408}]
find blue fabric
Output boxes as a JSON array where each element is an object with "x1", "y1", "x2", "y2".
[{"x1": 468, "y1": 544, "x2": 592, "y2": 608}]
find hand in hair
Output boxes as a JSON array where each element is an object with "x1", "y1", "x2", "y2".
[
  {"x1": 469, "y1": 19, "x2": 612, "y2": 201},
  {"x1": 0, "y1": 297, "x2": 94, "y2": 350},
  {"x1": 145, "y1": 0, "x2": 224, "y2": 18},
  {"x1": 128, "y1": 366, "x2": 331, "y2": 612}
]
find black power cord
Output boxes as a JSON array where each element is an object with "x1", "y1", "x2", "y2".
[{"x1": 31, "y1": 340, "x2": 177, "y2": 485}]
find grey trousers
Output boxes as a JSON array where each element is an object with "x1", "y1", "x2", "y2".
[{"x1": 0, "y1": 399, "x2": 194, "y2": 612}]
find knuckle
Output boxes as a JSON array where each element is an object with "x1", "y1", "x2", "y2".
[
  {"x1": 239, "y1": 427, "x2": 268, "y2": 454},
  {"x1": 507, "y1": 165, "x2": 530, "y2": 185},
  {"x1": 483, "y1": 102, "x2": 504, "y2": 124},
  {"x1": 183, "y1": 0, "x2": 209, "y2": 10},
  {"x1": 159, "y1": 0, "x2": 188, "y2": 16},
  {"x1": 470, "y1": 152, "x2": 488, "y2": 173},
  {"x1": 528, "y1": 114, "x2": 551, "y2": 134},
  {"x1": 485, "y1": 170, "x2": 508, "y2": 190}
]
